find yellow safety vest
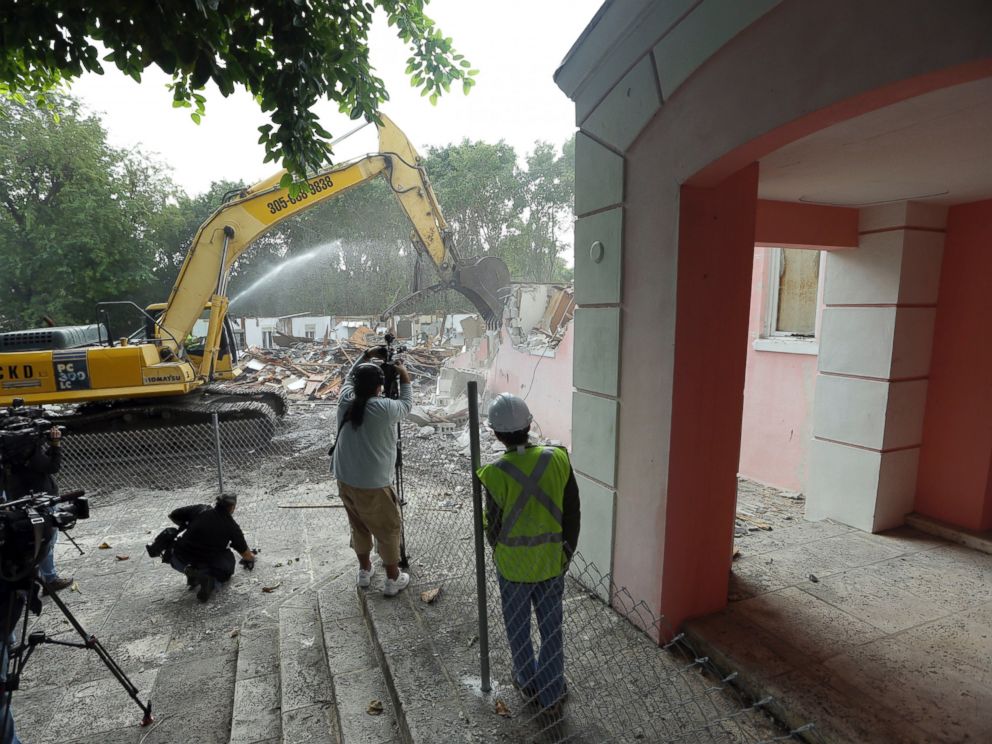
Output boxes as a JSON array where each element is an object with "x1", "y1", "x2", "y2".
[{"x1": 478, "y1": 445, "x2": 571, "y2": 583}]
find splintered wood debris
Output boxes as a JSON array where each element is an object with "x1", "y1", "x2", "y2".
[{"x1": 235, "y1": 336, "x2": 458, "y2": 402}]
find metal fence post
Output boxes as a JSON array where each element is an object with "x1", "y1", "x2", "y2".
[
  {"x1": 467, "y1": 381, "x2": 491, "y2": 692},
  {"x1": 211, "y1": 412, "x2": 225, "y2": 496}
]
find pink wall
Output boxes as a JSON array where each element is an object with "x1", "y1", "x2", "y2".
[
  {"x1": 738, "y1": 248, "x2": 819, "y2": 492},
  {"x1": 661, "y1": 165, "x2": 759, "y2": 629},
  {"x1": 916, "y1": 199, "x2": 992, "y2": 531},
  {"x1": 445, "y1": 327, "x2": 574, "y2": 447},
  {"x1": 485, "y1": 325, "x2": 574, "y2": 447}
]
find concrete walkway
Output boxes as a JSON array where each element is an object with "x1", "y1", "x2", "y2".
[
  {"x1": 13, "y1": 478, "x2": 399, "y2": 744},
  {"x1": 686, "y1": 486, "x2": 992, "y2": 744}
]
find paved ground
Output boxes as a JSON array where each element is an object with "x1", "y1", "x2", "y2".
[
  {"x1": 15, "y1": 411, "x2": 807, "y2": 744},
  {"x1": 687, "y1": 481, "x2": 992, "y2": 744},
  {"x1": 14, "y1": 474, "x2": 363, "y2": 744}
]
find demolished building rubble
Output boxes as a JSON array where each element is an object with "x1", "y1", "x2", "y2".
[
  {"x1": 230, "y1": 283, "x2": 578, "y2": 440},
  {"x1": 237, "y1": 330, "x2": 459, "y2": 403}
]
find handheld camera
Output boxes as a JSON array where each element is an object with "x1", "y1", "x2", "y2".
[{"x1": 381, "y1": 332, "x2": 407, "y2": 400}]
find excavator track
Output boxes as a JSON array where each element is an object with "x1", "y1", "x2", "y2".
[{"x1": 52, "y1": 384, "x2": 289, "y2": 443}]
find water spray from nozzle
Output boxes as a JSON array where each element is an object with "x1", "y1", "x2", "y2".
[{"x1": 229, "y1": 241, "x2": 339, "y2": 307}]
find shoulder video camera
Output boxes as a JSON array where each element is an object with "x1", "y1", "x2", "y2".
[{"x1": 0, "y1": 489, "x2": 89, "y2": 585}]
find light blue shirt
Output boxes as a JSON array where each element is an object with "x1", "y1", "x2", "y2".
[{"x1": 332, "y1": 379, "x2": 413, "y2": 489}]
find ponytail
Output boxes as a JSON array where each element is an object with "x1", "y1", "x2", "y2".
[
  {"x1": 348, "y1": 363, "x2": 384, "y2": 429},
  {"x1": 347, "y1": 394, "x2": 372, "y2": 428}
]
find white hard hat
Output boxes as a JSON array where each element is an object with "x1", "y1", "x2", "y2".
[{"x1": 488, "y1": 393, "x2": 533, "y2": 432}]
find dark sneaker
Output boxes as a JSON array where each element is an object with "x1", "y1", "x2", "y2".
[
  {"x1": 184, "y1": 567, "x2": 200, "y2": 590},
  {"x1": 43, "y1": 577, "x2": 73, "y2": 594},
  {"x1": 197, "y1": 574, "x2": 216, "y2": 603}
]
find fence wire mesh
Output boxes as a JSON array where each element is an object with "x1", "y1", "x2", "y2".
[{"x1": 55, "y1": 394, "x2": 816, "y2": 744}]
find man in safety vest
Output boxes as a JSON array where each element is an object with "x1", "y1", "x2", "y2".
[{"x1": 478, "y1": 393, "x2": 580, "y2": 725}]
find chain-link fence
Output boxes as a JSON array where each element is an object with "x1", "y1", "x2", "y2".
[
  {"x1": 394, "y1": 385, "x2": 817, "y2": 744},
  {"x1": 54, "y1": 390, "x2": 816, "y2": 744},
  {"x1": 58, "y1": 407, "x2": 332, "y2": 494}
]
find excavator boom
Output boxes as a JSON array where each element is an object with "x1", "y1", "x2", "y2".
[
  {"x1": 0, "y1": 115, "x2": 510, "y2": 436},
  {"x1": 160, "y1": 114, "x2": 508, "y2": 361}
]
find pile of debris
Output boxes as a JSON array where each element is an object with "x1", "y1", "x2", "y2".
[
  {"x1": 237, "y1": 336, "x2": 459, "y2": 401},
  {"x1": 507, "y1": 285, "x2": 575, "y2": 352}
]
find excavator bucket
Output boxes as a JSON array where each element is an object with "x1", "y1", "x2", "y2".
[{"x1": 454, "y1": 256, "x2": 512, "y2": 328}]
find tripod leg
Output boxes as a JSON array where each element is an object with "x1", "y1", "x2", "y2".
[
  {"x1": 42, "y1": 585, "x2": 154, "y2": 726},
  {"x1": 396, "y1": 469, "x2": 409, "y2": 569},
  {"x1": 396, "y1": 427, "x2": 409, "y2": 569}
]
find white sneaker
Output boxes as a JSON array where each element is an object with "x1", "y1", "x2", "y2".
[
  {"x1": 383, "y1": 572, "x2": 410, "y2": 597},
  {"x1": 357, "y1": 564, "x2": 376, "y2": 589}
]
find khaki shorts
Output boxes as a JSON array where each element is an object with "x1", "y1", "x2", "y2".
[{"x1": 337, "y1": 481, "x2": 402, "y2": 565}]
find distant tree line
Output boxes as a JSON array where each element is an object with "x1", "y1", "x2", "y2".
[{"x1": 0, "y1": 95, "x2": 573, "y2": 330}]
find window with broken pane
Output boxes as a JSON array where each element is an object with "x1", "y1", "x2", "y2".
[{"x1": 773, "y1": 248, "x2": 819, "y2": 336}]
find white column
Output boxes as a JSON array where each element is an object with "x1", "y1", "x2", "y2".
[{"x1": 807, "y1": 202, "x2": 946, "y2": 532}]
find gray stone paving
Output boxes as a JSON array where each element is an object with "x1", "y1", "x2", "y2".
[
  {"x1": 13, "y1": 472, "x2": 361, "y2": 744},
  {"x1": 687, "y1": 480, "x2": 992, "y2": 744},
  {"x1": 16, "y1": 410, "x2": 809, "y2": 744}
]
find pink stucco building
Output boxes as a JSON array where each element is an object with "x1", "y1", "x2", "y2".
[{"x1": 552, "y1": 0, "x2": 992, "y2": 631}]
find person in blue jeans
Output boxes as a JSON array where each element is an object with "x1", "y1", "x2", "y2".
[
  {"x1": 0, "y1": 426, "x2": 73, "y2": 593},
  {"x1": 478, "y1": 394, "x2": 580, "y2": 727}
]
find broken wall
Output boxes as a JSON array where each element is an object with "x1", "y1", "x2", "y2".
[
  {"x1": 485, "y1": 324, "x2": 574, "y2": 446},
  {"x1": 439, "y1": 283, "x2": 575, "y2": 445}
]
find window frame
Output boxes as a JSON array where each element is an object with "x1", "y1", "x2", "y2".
[{"x1": 754, "y1": 247, "x2": 822, "y2": 356}]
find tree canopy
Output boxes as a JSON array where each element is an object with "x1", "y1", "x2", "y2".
[
  {"x1": 0, "y1": 94, "x2": 573, "y2": 329},
  {"x1": 0, "y1": 0, "x2": 476, "y2": 182},
  {"x1": 0, "y1": 96, "x2": 179, "y2": 329}
]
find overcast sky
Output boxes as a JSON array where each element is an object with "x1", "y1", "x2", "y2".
[{"x1": 69, "y1": 1, "x2": 602, "y2": 196}]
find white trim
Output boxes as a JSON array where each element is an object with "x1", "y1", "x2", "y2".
[
  {"x1": 762, "y1": 247, "x2": 783, "y2": 338},
  {"x1": 753, "y1": 337, "x2": 819, "y2": 355}
]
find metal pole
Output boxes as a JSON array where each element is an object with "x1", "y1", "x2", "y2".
[
  {"x1": 211, "y1": 412, "x2": 225, "y2": 496},
  {"x1": 467, "y1": 381, "x2": 491, "y2": 692}
]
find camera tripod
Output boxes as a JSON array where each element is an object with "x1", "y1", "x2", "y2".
[
  {"x1": 0, "y1": 580, "x2": 153, "y2": 736},
  {"x1": 382, "y1": 333, "x2": 410, "y2": 569}
]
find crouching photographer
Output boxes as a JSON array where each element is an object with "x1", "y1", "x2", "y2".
[{"x1": 147, "y1": 493, "x2": 256, "y2": 603}]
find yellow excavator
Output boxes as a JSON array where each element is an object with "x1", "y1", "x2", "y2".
[{"x1": 0, "y1": 115, "x2": 510, "y2": 435}]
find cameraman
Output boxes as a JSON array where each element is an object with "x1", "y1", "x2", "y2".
[
  {"x1": 167, "y1": 493, "x2": 256, "y2": 602},
  {"x1": 332, "y1": 346, "x2": 412, "y2": 597},
  {"x1": 0, "y1": 426, "x2": 73, "y2": 594}
]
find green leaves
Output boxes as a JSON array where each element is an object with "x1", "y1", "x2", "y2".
[
  {"x1": 0, "y1": 1, "x2": 476, "y2": 182},
  {"x1": 0, "y1": 95, "x2": 185, "y2": 328}
]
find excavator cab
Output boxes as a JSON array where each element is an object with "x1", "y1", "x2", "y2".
[{"x1": 144, "y1": 302, "x2": 240, "y2": 381}]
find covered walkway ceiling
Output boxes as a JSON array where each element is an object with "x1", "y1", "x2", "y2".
[{"x1": 758, "y1": 76, "x2": 992, "y2": 207}]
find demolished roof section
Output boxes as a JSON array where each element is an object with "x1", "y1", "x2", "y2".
[
  {"x1": 505, "y1": 283, "x2": 575, "y2": 352},
  {"x1": 437, "y1": 282, "x2": 576, "y2": 446}
]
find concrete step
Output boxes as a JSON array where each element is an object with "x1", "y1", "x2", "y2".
[
  {"x1": 279, "y1": 594, "x2": 337, "y2": 744},
  {"x1": 229, "y1": 623, "x2": 282, "y2": 744},
  {"x1": 906, "y1": 512, "x2": 992, "y2": 555},
  {"x1": 317, "y1": 580, "x2": 400, "y2": 744}
]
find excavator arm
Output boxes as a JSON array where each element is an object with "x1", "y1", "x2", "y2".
[{"x1": 159, "y1": 114, "x2": 509, "y2": 378}]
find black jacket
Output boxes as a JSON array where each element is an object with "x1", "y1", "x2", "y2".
[
  {"x1": 1, "y1": 441, "x2": 61, "y2": 499},
  {"x1": 170, "y1": 504, "x2": 248, "y2": 563}
]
